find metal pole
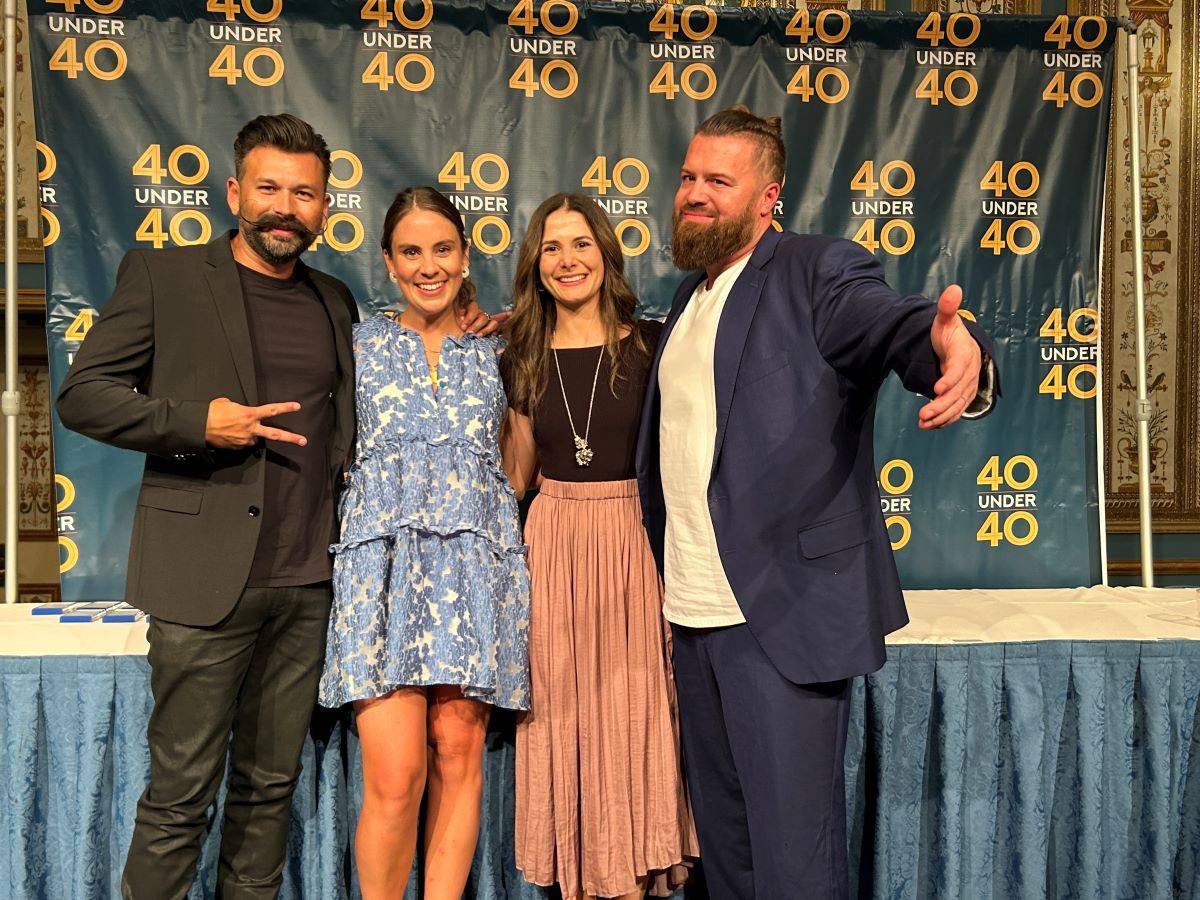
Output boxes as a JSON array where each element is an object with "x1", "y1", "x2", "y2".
[
  {"x1": 1095, "y1": 178, "x2": 1110, "y2": 585},
  {"x1": 1122, "y1": 21, "x2": 1154, "y2": 587},
  {"x1": 3, "y1": 0, "x2": 18, "y2": 603}
]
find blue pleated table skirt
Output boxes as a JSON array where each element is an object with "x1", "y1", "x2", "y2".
[{"x1": 2, "y1": 641, "x2": 1198, "y2": 899}]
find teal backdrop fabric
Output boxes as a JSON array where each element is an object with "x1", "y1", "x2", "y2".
[
  {"x1": 3, "y1": 642, "x2": 1199, "y2": 898},
  {"x1": 30, "y1": 2, "x2": 1113, "y2": 598}
]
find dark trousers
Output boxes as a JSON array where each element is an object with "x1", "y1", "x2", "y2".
[
  {"x1": 121, "y1": 584, "x2": 332, "y2": 900},
  {"x1": 671, "y1": 623, "x2": 852, "y2": 900}
]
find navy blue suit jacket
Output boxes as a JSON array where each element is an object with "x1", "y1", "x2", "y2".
[{"x1": 636, "y1": 229, "x2": 997, "y2": 684}]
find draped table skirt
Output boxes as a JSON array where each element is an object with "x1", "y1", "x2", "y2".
[{"x1": 3, "y1": 590, "x2": 1200, "y2": 898}]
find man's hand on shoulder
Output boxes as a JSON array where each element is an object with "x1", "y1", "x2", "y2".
[
  {"x1": 205, "y1": 398, "x2": 307, "y2": 449},
  {"x1": 920, "y1": 285, "x2": 982, "y2": 430},
  {"x1": 459, "y1": 301, "x2": 511, "y2": 338}
]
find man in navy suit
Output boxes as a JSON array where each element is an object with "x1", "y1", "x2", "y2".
[{"x1": 636, "y1": 106, "x2": 997, "y2": 898}]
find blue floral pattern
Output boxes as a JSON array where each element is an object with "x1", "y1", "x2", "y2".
[{"x1": 318, "y1": 313, "x2": 530, "y2": 710}]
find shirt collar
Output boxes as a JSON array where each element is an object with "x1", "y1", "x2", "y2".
[
  {"x1": 698, "y1": 253, "x2": 753, "y2": 297},
  {"x1": 381, "y1": 310, "x2": 478, "y2": 349}
]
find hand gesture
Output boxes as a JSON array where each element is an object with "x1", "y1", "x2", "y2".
[
  {"x1": 459, "y1": 302, "x2": 511, "y2": 337},
  {"x1": 918, "y1": 285, "x2": 982, "y2": 430},
  {"x1": 205, "y1": 398, "x2": 307, "y2": 449}
]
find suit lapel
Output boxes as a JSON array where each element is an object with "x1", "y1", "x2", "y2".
[
  {"x1": 203, "y1": 234, "x2": 258, "y2": 406},
  {"x1": 304, "y1": 266, "x2": 356, "y2": 466},
  {"x1": 648, "y1": 272, "x2": 705, "y2": 397},
  {"x1": 711, "y1": 228, "x2": 784, "y2": 475},
  {"x1": 636, "y1": 271, "x2": 705, "y2": 477}
]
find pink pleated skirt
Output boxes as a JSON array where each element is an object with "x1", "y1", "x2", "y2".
[{"x1": 515, "y1": 478, "x2": 698, "y2": 899}]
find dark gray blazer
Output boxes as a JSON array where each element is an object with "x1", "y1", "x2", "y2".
[{"x1": 56, "y1": 233, "x2": 358, "y2": 626}]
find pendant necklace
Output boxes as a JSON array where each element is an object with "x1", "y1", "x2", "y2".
[{"x1": 552, "y1": 345, "x2": 604, "y2": 467}]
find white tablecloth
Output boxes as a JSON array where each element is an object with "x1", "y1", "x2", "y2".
[
  {"x1": 1, "y1": 586, "x2": 1198, "y2": 655},
  {"x1": 887, "y1": 585, "x2": 1200, "y2": 643}
]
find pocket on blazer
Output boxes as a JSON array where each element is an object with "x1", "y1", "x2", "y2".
[
  {"x1": 738, "y1": 350, "x2": 791, "y2": 387},
  {"x1": 798, "y1": 506, "x2": 869, "y2": 559},
  {"x1": 137, "y1": 483, "x2": 203, "y2": 515}
]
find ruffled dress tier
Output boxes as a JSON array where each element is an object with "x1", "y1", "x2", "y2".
[{"x1": 319, "y1": 313, "x2": 530, "y2": 711}]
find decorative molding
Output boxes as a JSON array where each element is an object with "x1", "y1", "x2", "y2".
[
  {"x1": 911, "y1": 0, "x2": 1041, "y2": 12},
  {"x1": 1108, "y1": 557, "x2": 1200, "y2": 575},
  {"x1": 16, "y1": 582, "x2": 60, "y2": 604},
  {"x1": 0, "y1": 290, "x2": 48, "y2": 314}
]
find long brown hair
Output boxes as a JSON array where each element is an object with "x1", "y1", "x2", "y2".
[
  {"x1": 380, "y1": 186, "x2": 476, "y2": 311},
  {"x1": 506, "y1": 193, "x2": 645, "y2": 417}
]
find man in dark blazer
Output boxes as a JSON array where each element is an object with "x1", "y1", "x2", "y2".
[
  {"x1": 56, "y1": 114, "x2": 355, "y2": 898},
  {"x1": 636, "y1": 107, "x2": 998, "y2": 898},
  {"x1": 58, "y1": 114, "x2": 500, "y2": 898}
]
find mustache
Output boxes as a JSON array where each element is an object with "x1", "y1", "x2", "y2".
[
  {"x1": 238, "y1": 212, "x2": 323, "y2": 242},
  {"x1": 676, "y1": 202, "x2": 718, "y2": 223}
]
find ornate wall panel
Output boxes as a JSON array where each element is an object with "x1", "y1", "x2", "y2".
[{"x1": 1100, "y1": 0, "x2": 1197, "y2": 530}]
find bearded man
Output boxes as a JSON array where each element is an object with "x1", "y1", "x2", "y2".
[
  {"x1": 56, "y1": 114, "x2": 495, "y2": 899},
  {"x1": 635, "y1": 106, "x2": 999, "y2": 898}
]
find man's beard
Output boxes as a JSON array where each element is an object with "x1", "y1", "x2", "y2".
[
  {"x1": 671, "y1": 202, "x2": 758, "y2": 271},
  {"x1": 239, "y1": 212, "x2": 320, "y2": 265}
]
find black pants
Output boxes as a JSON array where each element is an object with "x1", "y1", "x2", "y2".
[
  {"x1": 121, "y1": 584, "x2": 332, "y2": 900},
  {"x1": 671, "y1": 623, "x2": 852, "y2": 900}
]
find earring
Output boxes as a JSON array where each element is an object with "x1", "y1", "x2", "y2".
[
  {"x1": 388, "y1": 272, "x2": 397, "y2": 283},
  {"x1": 463, "y1": 265, "x2": 471, "y2": 278}
]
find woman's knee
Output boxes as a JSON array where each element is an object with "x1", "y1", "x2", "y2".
[
  {"x1": 362, "y1": 757, "x2": 427, "y2": 818},
  {"x1": 427, "y1": 701, "x2": 488, "y2": 783}
]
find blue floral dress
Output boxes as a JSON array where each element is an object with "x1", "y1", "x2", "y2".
[{"x1": 319, "y1": 312, "x2": 530, "y2": 710}]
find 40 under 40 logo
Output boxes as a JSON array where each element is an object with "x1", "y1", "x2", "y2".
[
  {"x1": 580, "y1": 155, "x2": 652, "y2": 257},
  {"x1": 37, "y1": 141, "x2": 61, "y2": 248},
  {"x1": 1042, "y1": 16, "x2": 1106, "y2": 110},
  {"x1": 648, "y1": 3, "x2": 718, "y2": 101},
  {"x1": 976, "y1": 454, "x2": 1039, "y2": 548},
  {"x1": 878, "y1": 458, "x2": 914, "y2": 551},
  {"x1": 311, "y1": 150, "x2": 366, "y2": 253},
  {"x1": 979, "y1": 160, "x2": 1041, "y2": 257},
  {"x1": 784, "y1": 6, "x2": 851, "y2": 106},
  {"x1": 360, "y1": 0, "x2": 436, "y2": 93},
  {"x1": 913, "y1": 11, "x2": 981, "y2": 108},
  {"x1": 1038, "y1": 305, "x2": 1098, "y2": 400},
  {"x1": 46, "y1": 0, "x2": 128, "y2": 82},
  {"x1": 130, "y1": 143, "x2": 213, "y2": 248},
  {"x1": 850, "y1": 160, "x2": 916, "y2": 257},
  {"x1": 206, "y1": 0, "x2": 286, "y2": 88},
  {"x1": 437, "y1": 151, "x2": 512, "y2": 255},
  {"x1": 56, "y1": 473, "x2": 80, "y2": 575},
  {"x1": 506, "y1": 0, "x2": 580, "y2": 100}
]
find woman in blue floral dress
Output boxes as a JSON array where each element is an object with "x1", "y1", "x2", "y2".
[{"x1": 319, "y1": 186, "x2": 529, "y2": 900}]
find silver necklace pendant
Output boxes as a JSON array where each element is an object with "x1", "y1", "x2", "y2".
[
  {"x1": 573, "y1": 435, "x2": 593, "y2": 467},
  {"x1": 554, "y1": 344, "x2": 604, "y2": 469}
]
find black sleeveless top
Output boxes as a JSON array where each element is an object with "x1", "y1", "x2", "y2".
[{"x1": 500, "y1": 320, "x2": 664, "y2": 482}]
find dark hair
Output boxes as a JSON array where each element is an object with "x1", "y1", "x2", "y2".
[
  {"x1": 695, "y1": 104, "x2": 786, "y2": 184},
  {"x1": 379, "y1": 186, "x2": 476, "y2": 311},
  {"x1": 505, "y1": 193, "x2": 646, "y2": 418},
  {"x1": 233, "y1": 114, "x2": 332, "y2": 183}
]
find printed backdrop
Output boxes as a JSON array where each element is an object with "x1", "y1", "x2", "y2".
[{"x1": 29, "y1": 0, "x2": 1113, "y2": 599}]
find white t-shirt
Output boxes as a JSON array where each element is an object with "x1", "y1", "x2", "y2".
[{"x1": 657, "y1": 255, "x2": 752, "y2": 627}]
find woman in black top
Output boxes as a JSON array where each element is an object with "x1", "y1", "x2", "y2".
[{"x1": 501, "y1": 194, "x2": 696, "y2": 900}]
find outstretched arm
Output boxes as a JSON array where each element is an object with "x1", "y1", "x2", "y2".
[{"x1": 809, "y1": 239, "x2": 997, "y2": 427}]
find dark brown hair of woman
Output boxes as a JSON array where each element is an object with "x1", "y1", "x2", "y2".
[
  {"x1": 379, "y1": 185, "x2": 477, "y2": 311},
  {"x1": 506, "y1": 192, "x2": 647, "y2": 418}
]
